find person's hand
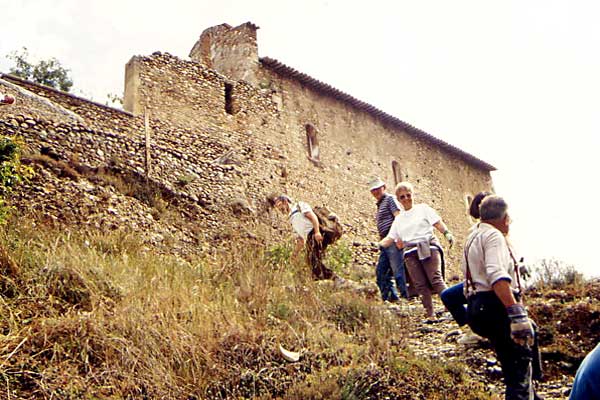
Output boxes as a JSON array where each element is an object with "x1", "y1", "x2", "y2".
[
  {"x1": 507, "y1": 304, "x2": 535, "y2": 347},
  {"x1": 395, "y1": 239, "x2": 404, "y2": 249},
  {"x1": 444, "y1": 230, "x2": 454, "y2": 249},
  {"x1": 314, "y1": 231, "x2": 323, "y2": 244}
]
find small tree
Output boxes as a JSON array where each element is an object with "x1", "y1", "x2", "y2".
[{"x1": 6, "y1": 47, "x2": 73, "y2": 92}]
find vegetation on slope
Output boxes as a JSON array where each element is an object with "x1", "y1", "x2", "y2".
[
  {"x1": 0, "y1": 218, "x2": 492, "y2": 399},
  {"x1": 0, "y1": 136, "x2": 597, "y2": 399}
]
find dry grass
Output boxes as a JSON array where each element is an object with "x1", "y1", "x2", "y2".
[{"x1": 0, "y1": 217, "x2": 492, "y2": 399}]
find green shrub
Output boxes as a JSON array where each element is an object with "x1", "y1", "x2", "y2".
[
  {"x1": 265, "y1": 242, "x2": 293, "y2": 268},
  {"x1": 0, "y1": 136, "x2": 33, "y2": 224},
  {"x1": 325, "y1": 240, "x2": 353, "y2": 273}
]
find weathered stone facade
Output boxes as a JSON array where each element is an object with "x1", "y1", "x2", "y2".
[
  {"x1": 124, "y1": 22, "x2": 495, "y2": 271},
  {"x1": 0, "y1": 21, "x2": 494, "y2": 274}
]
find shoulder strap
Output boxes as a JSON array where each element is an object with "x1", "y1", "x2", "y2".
[
  {"x1": 463, "y1": 234, "x2": 478, "y2": 295},
  {"x1": 506, "y1": 242, "x2": 522, "y2": 295}
]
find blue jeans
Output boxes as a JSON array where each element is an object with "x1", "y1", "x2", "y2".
[
  {"x1": 376, "y1": 246, "x2": 408, "y2": 301},
  {"x1": 440, "y1": 282, "x2": 467, "y2": 326},
  {"x1": 570, "y1": 343, "x2": 600, "y2": 400}
]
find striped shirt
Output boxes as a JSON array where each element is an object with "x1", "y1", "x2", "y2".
[{"x1": 376, "y1": 193, "x2": 401, "y2": 238}]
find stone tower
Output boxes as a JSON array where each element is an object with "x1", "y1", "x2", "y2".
[{"x1": 189, "y1": 22, "x2": 260, "y2": 85}]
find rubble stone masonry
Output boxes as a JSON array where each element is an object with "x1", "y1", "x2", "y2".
[{"x1": 0, "y1": 22, "x2": 494, "y2": 274}]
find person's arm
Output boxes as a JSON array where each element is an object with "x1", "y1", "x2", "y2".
[
  {"x1": 491, "y1": 279, "x2": 518, "y2": 307},
  {"x1": 379, "y1": 236, "x2": 394, "y2": 248},
  {"x1": 488, "y1": 238, "x2": 534, "y2": 347},
  {"x1": 304, "y1": 211, "x2": 323, "y2": 243},
  {"x1": 434, "y1": 220, "x2": 454, "y2": 247}
]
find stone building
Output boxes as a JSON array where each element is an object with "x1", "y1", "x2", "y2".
[
  {"x1": 0, "y1": 21, "x2": 494, "y2": 273},
  {"x1": 123, "y1": 22, "x2": 495, "y2": 267}
]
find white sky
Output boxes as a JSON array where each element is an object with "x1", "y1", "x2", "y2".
[{"x1": 2, "y1": 0, "x2": 598, "y2": 277}]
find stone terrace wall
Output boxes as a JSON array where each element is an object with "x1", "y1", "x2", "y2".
[{"x1": 1, "y1": 74, "x2": 136, "y2": 136}]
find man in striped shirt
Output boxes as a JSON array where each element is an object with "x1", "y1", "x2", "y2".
[{"x1": 369, "y1": 177, "x2": 408, "y2": 301}]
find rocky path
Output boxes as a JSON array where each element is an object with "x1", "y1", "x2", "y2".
[{"x1": 387, "y1": 298, "x2": 574, "y2": 400}]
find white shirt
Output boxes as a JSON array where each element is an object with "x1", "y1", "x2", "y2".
[
  {"x1": 387, "y1": 203, "x2": 440, "y2": 243},
  {"x1": 289, "y1": 201, "x2": 314, "y2": 240},
  {"x1": 461, "y1": 222, "x2": 518, "y2": 294}
]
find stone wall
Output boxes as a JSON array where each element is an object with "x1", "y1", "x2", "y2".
[
  {"x1": 121, "y1": 25, "x2": 495, "y2": 273},
  {"x1": 1, "y1": 22, "x2": 495, "y2": 275},
  {"x1": 190, "y1": 23, "x2": 260, "y2": 85}
]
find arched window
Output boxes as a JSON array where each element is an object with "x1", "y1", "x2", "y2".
[
  {"x1": 392, "y1": 160, "x2": 402, "y2": 185},
  {"x1": 305, "y1": 124, "x2": 320, "y2": 162}
]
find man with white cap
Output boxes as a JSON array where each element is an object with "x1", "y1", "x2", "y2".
[{"x1": 368, "y1": 177, "x2": 409, "y2": 301}]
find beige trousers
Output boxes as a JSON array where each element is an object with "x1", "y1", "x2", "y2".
[{"x1": 404, "y1": 249, "x2": 447, "y2": 317}]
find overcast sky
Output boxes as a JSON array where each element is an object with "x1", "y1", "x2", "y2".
[{"x1": 2, "y1": 0, "x2": 598, "y2": 277}]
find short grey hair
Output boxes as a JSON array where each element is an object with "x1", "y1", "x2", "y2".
[
  {"x1": 394, "y1": 181, "x2": 413, "y2": 194},
  {"x1": 479, "y1": 195, "x2": 508, "y2": 221}
]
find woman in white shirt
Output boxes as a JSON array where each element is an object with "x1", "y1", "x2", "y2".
[{"x1": 380, "y1": 182, "x2": 454, "y2": 318}]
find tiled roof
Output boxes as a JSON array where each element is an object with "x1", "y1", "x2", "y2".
[{"x1": 260, "y1": 57, "x2": 496, "y2": 172}]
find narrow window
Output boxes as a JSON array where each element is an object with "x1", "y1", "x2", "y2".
[
  {"x1": 305, "y1": 124, "x2": 320, "y2": 161},
  {"x1": 392, "y1": 160, "x2": 402, "y2": 185},
  {"x1": 225, "y1": 83, "x2": 234, "y2": 114},
  {"x1": 466, "y1": 194, "x2": 474, "y2": 222}
]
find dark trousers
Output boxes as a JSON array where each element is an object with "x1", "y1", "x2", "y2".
[
  {"x1": 305, "y1": 230, "x2": 335, "y2": 280},
  {"x1": 468, "y1": 291, "x2": 542, "y2": 400},
  {"x1": 441, "y1": 282, "x2": 468, "y2": 326}
]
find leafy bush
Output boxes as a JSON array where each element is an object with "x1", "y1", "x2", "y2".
[
  {"x1": 265, "y1": 241, "x2": 293, "y2": 268},
  {"x1": 325, "y1": 240, "x2": 353, "y2": 273},
  {"x1": 0, "y1": 136, "x2": 33, "y2": 224}
]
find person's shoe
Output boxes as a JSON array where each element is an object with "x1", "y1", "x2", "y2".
[{"x1": 457, "y1": 326, "x2": 486, "y2": 345}]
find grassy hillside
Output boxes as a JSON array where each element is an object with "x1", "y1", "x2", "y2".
[
  {"x1": 0, "y1": 218, "x2": 492, "y2": 399},
  {"x1": 0, "y1": 135, "x2": 598, "y2": 399}
]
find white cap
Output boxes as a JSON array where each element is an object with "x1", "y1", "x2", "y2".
[{"x1": 367, "y1": 177, "x2": 385, "y2": 191}]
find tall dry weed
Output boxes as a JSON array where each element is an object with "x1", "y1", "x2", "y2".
[{"x1": 0, "y1": 217, "x2": 492, "y2": 399}]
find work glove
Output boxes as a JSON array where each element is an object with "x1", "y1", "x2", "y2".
[
  {"x1": 506, "y1": 304, "x2": 535, "y2": 347},
  {"x1": 518, "y1": 257, "x2": 531, "y2": 280},
  {"x1": 443, "y1": 230, "x2": 454, "y2": 249}
]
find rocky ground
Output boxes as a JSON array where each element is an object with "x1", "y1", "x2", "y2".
[
  {"x1": 392, "y1": 298, "x2": 573, "y2": 400},
  {"x1": 329, "y1": 271, "x2": 596, "y2": 400}
]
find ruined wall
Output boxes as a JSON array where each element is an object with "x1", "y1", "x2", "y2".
[
  {"x1": 124, "y1": 53, "x2": 277, "y2": 130},
  {"x1": 2, "y1": 74, "x2": 135, "y2": 135},
  {"x1": 189, "y1": 23, "x2": 260, "y2": 85}
]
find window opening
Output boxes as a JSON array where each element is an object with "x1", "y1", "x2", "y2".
[
  {"x1": 305, "y1": 124, "x2": 320, "y2": 162},
  {"x1": 466, "y1": 194, "x2": 474, "y2": 222},
  {"x1": 225, "y1": 83, "x2": 234, "y2": 115},
  {"x1": 392, "y1": 160, "x2": 402, "y2": 186}
]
